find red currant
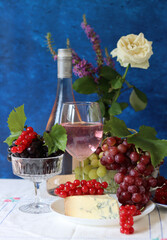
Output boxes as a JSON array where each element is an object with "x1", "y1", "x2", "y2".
[
  {"x1": 75, "y1": 188, "x2": 82, "y2": 195},
  {"x1": 74, "y1": 179, "x2": 80, "y2": 186},
  {"x1": 59, "y1": 184, "x2": 65, "y2": 190},
  {"x1": 101, "y1": 181, "x2": 108, "y2": 189},
  {"x1": 54, "y1": 188, "x2": 60, "y2": 195},
  {"x1": 97, "y1": 188, "x2": 104, "y2": 195},
  {"x1": 82, "y1": 185, "x2": 89, "y2": 193},
  {"x1": 59, "y1": 191, "x2": 68, "y2": 198},
  {"x1": 81, "y1": 180, "x2": 87, "y2": 186},
  {"x1": 26, "y1": 127, "x2": 34, "y2": 133},
  {"x1": 89, "y1": 188, "x2": 96, "y2": 195},
  {"x1": 11, "y1": 146, "x2": 17, "y2": 153}
]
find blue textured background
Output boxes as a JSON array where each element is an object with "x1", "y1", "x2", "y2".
[{"x1": 1, "y1": 0, "x2": 167, "y2": 178}]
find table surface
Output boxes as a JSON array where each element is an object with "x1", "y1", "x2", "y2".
[{"x1": 0, "y1": 179, "x2": 166, "y2": 240}]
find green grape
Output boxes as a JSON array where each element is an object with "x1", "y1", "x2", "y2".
[
  {"x1": 88, "y1": 169, "x2": 98, "y2": 179},
  {"x1": 99, "y1": 152, "x2": 103, "y2": 159},
  {"x1": 89, "y1": 153, "x2": 98, "y2": 161},
  {"x1": 98, "y1": 161, "x2": 103, "y2": 167},
  {"x1": 91, "y1": 159, "x2": 99, "y2": 168},
  {"x1": 83, "y1": 158, "x2": 90, "y2": 166},
  {"x1": 97, "y1": 166, "x2": 107, "y2": 177},
  {"x1": 83, "y1": 165, "x2": 92, "y2": 174},
  {"x1": 74, "y1": 167, "x2": 83, "y2": 175}
]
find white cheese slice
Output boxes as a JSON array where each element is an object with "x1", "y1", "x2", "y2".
[{"x1": 64, "y1": 194, "x2": 119, "y2": 220}]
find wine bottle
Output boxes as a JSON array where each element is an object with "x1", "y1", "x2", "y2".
[{"x1": 46, "y1": 48, "x2": 75, "y2": 174}]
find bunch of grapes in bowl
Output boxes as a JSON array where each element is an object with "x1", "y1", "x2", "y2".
[{"x1": 4, "y1": 105, "x2": 67, "y2": 214}]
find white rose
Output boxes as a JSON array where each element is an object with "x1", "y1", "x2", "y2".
[{"x1": 110, "y1": 33, "x2": 153, "y2": 69}]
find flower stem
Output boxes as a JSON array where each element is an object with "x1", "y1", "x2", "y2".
[{"x1": 122, "y1": 64, "x2": 130, "y2": 81}]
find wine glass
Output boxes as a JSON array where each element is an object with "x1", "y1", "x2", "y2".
[
  {"x1": 11, "y1": 154, "x2": 63, "y2": 214},
  {"x1": 60, "y1": 102, "x2": 103, "y2": 169}
]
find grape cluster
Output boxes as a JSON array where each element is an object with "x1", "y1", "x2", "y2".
[
  {"x1": 54, "y1": 179, "x2": 108, "y2": 198},
  {"x1": 100, "y1": 136, "x2": 163, "y2": 209},
  {"x1": 7, "y1": 127, "x2": 63, "y2": 161},
  {"x1": 119, "y1": 205, "x2": 141, "y2": 235},
  {"x1": 154, "y1": 179, "x2": 167, "y2": 205},
  {"x1": 74, "y1": 151, "x2": 107, "y2": 181}
]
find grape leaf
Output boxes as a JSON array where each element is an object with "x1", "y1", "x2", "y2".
[
  {"x1": 130, "y1": 87, "x2": 147, "y2": 111},
  {"x1": 103, "y1": 116, "x2": 131, "y2": 137},
  {"x1": 7, "y1": 105, "x2": 27, "y2": 133},
  {"x1": 127, "y1": 126, "x2": 167, "y2": 167},
  {"x1": 73, "y1": 76, "x2": 97, "y2": 94},
  {"x1": 43, "y1": 124, "x2": 67, "y2": 156},
  {"x1": 99, "y1": 66, "x2": 121, "y2": 80},
  {"x1": 108, "y1": 102, "x2": 122, "y2": 116},
  {"x1": 4, "y1": 131, "x2": 22, "y2": 146}
]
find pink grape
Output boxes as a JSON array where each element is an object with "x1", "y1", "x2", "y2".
[
  {"x1": 106, "y1": 137, "x2": 116, "y2": 146},
  {"x1": 130, "y1": 152, "x2": 140, "y2": 162},
  {"x1": 128, "y1": 185, "x2": 138, "y2": 194},
  {"x1": 124, "y1": 176, "x2": 135, "y2": 185},
  {"x1": 106, "y1": 155, "x2": 115, "y2": 164},
  {"x1": 102, "y1": 144, "x2": 108, "y2": 151},
  {"x1": 148, "y1": 177, "x2": 158, "y2": 188},
  {"x1": 140, "y1": 155, "x2": 150, "y2": 165},
  {"x1": 114, "y1": 173, "x2": 125, "y2": 184},
  {"x1": 137, "y1": 162, "x2": 146, "y2": 173},
  {"x1": 132, "y1": 193, "x2": 142, "y2": 203},
  {"x1": 117, "y1": 144, "x2": 128, "y2": 153},
  {"x1": 115, "y1": 153, "x2": 125, "y2": 163},
  {"x1": 135, "y1": 177, "x2": 143, "y2": 186},
  {"x1": 129, "y1": 169, "x2": 140, "y2": 177},
  {"x1": 121, "y1": 191, "x2": 131, "y2": 201},
  {"x1": 109, "y1": 146, "x2": 119, "y2": 156},
  {"x1": 120, "y1": 182, "x2": 128, "y2": 191}
]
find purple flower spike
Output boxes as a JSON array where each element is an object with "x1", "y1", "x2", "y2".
[{"x1": 81, "y1": 16, "x2": 103, "y2": 68}]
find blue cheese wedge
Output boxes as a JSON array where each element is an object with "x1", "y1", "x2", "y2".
[{"x1": 64, "y1": 194, "x2": 119, "y2": 220}]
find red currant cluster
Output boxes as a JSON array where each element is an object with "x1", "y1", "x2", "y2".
[
  {"x1": 11, "y1": 127, "x2": 37, "y2": 154},
  {"x1": 54, "y1": 179, "x2": 108, "y2": 198},
  {"x1": 154, "y1": 181, "x2": 167, "y2": 205},
  {"x1": 119, "y1": 205, "x2": 141, "y2": 235}
]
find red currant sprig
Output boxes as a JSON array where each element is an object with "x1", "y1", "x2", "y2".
[
  {"x1": 54, "y1": 179, "x2": 108, "y2": 198},
  {"x1": 11, "y1": 127, "x2": 37, "y2": 154},
  {"x1": 119, "y1": 205, "x2": 141, "y2": 235}
]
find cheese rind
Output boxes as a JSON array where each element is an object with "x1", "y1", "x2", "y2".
[{"x1": 64, "y1": 194, "x2": 119, "y2": 220}]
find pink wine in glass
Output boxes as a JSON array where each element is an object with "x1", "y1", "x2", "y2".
[{"x1": 61, "y1": 122, "x2": 103, "y2": 161}]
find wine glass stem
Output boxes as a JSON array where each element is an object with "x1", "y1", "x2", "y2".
[
  {"x1": 34, "y1": 182, "x2": 41, "y2": 206},
  {"x1": 79, "y1": 161, "x2": 84, "y2": 180}
]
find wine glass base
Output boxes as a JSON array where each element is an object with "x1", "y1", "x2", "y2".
[{"x1": 19, "y1": 202, "x2": 51, "y2": 214}]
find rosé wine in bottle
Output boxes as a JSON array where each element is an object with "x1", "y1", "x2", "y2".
[{"x1": 61, "y1": 122, "x2": 103, "y2": 161}]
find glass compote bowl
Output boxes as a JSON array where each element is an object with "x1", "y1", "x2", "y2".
[
  {"x1": 11, "y1": 153, "x2": 63, "y2": 214},
  {"x1": 60, "y1": 102, "x2": 103, "y2": 174}
]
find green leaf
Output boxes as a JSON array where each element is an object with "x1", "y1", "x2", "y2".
[
  {"x1": 108, "y1": 102, "x2": 122, "y2": 116},
  {"x1": 130, "y1": 87, "x2": 147, "y2": 111},
  {"x1": 120, "y1": 102, "x2": 129, "y2": 111},
  {"x1": 7, "y1": 105, "x2": 27, "y2": 133},
  {"x1": 73, "y1": 76, "x2": 97, "y2": 94},
  {"x1": 43, "y1": 124, "x2": 67, "y2": 155},
  {"x1": 103, "y1": 116, "x2": 131, "y2": 137},
  {"x1": 111, "y1": 77, "x2": 123, "y2": 89},
  {"x1": 4, "y1": 131, "x2": 22, "y2": 146},
  {"x1": 98, "y1": 77, "x2": 111, "y2": 93},
  {"x1": 127, "y1": 126, "x2": 167, "y2": 167},
  {"x1": 99, "y1": 66, "x2": 121, "y2": 80},
  {"x1": 98, "y1": 101, "x2": 105, "y2": 117}
]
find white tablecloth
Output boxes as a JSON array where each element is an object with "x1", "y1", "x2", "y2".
[{"x1": 0, "y1": 179, "x2": 166, "y2": 240}]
